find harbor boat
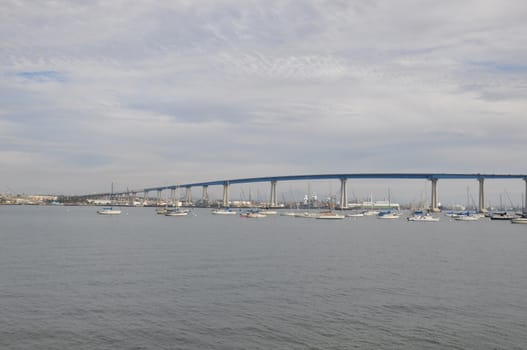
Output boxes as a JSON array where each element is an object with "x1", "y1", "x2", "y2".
[
  {"x1": 316, "y1": 211, "x2": 345, "y2": 219},
  {"x1": 294, "y1": 212, "x2": 320, "y2": 218},
  {"x1": 490, "y1": 211, "x2": 518, "y2": 220},
  {"x1": 212, "y1": 208, "x2": 238, "y2": 215},
  {"x1": 97, "y1": 182, "x2": 121, "y2": 215},
  {"x1": 454, "y1": 213, "x2": 480, "y2": 221},
  {"x1": 279, "y1": 212, "x2": 297, "y2": 216},
  {"x1": 97, "y1": 207, "x2": 122, "y2": 215},
  {"x1": 156, "y1": 207, "x2": 169, "y2": 215},
  {"x1": 363, "y1": 210, "x2": 380, "y2": 216},
  {"x1": 165, "y1": 208, "x2": 190, "y2": 216},
  {"x1": 346, "y1": 211, "x2": 364, "y2": 217},
  {"x1": 511, "y1": 217, "x2": 527, "y2": 224},
  {"x1": 377, "y1": 210, "x2": 400, "y2": 219},
  {"x1": 240, "y1": 211, "x2": 267, "y2": 218},
  {"x1": 407, "y1": 211, "x2": 439, "y2": 222},
  {"x1": 259, "y1": 209, "x2": 277, "y2": 215}
]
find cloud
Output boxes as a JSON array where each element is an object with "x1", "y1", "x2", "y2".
[{"x1": 0, "y1": 0, "x2": 526, "y2": 203}]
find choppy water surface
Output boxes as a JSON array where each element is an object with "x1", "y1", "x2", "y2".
[{"x1": 1, "y1": 206, "x2": 526, "y2": 349}]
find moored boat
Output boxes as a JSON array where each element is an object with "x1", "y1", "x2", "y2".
[
  {"x1": 407, "y1": 211, "x2": 439, "y2": 222},
  {"x1": 212, "y1": 208, "x2": 238, "y2": 215},
  {"x1": 511, "y1": 217, "x2": 527, "y2": 224},
  {"x1": 165, "y1": 208, "x2": 190, "y2": 216},
  {"x1": 97, "y1": 207, "x2": 122, "y2": 215},
  {"x1": 316, "y1": 211, "x2": 345, "y2": 219},
  {"x1": 377, "y1": 210, "x2": 400, "y2": 219}
]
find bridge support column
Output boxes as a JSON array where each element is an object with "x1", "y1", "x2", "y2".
[
  {"x1": 202, "y1": 186, "x2": 209, "y2": 203},
  {"x1": 270, "y1": 181, "x2": 277, "y2": 208},
  {"x1": 144, "y1": 191, "x2": 149, "y2": 206},
  {"x1": 223, "y1": 183, "x2": 230, "y2": 207},
  {"x1": 524, "y1": 178, "x2": 527, "y2": 214},
  {"x1": 156, "y1": 190, "x2": 162, "y2": 206},
  {"x1": 340, "y1": 178, "x2": 348, "y2": 209},
  {"x1": 170, "y1": 188, "x2": 176, "y2": 206},
  {"x1": 430, "y1": 178, "x2": 439, "y2": 212},
  {"x1": 478, "y1": 178, "x2": 486, "y2": 213},
  {"x1": 185, "y1": 187, "x2": 192, "y2": 205}
]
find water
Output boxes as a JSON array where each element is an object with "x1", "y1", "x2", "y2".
[{"x1": 1, "y1": 206, "x2": 526, "y2": 349}]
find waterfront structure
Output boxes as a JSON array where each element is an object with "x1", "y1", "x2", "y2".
[{"x1": 78, "y1": 173, "x2": 527, "y2": 213}]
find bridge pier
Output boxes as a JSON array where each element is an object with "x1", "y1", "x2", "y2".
[
  {"x1": 170, "y1": 188, "x2": 176, "y2": 206},
  {"x1": 270, "y1": 181, "x2": 277, "y2": 208},
  {"x1": 202, "y1": 185, "x2": 209, "y2": 203},
  {"x1": 184, "y1": 187, "x2": 192, "y2": 205},
  {"x1": 430, "y1": 178, "x2": 439, "y2": 212},
  {"x1": 340, "y1": 178, "x2": 348, "y2": 209},
  {"x1": 524, "y1": 178, "x2": 527, "y2": 214},
  {"x1": 223, "y1": 182, "x2": 230, "y2": 207},
  {"x1": 156, "y1": 190, "x2": 162, "y2": 206},
  {"x1": 478, "y1": 178, "x2": 486, "y2": 213},
  {"x1": 143, "y1": 191, "x2": 149, "y2": 206}
]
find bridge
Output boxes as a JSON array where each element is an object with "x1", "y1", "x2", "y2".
[{"x1": 78, "y1": 173, "x2": 527, "y2": 212}]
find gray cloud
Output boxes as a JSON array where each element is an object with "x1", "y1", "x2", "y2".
[{"x1": 1, "y1": 0, "x2": 526, "y2": 203}]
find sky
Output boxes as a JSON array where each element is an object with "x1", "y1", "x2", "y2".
[{"x1": 1, "y1": 0, "x2": 527, "y2": 205}]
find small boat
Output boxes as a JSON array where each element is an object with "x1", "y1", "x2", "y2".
[
  {"x1": 97, "y1": 207, "x2": 122, "y2": 215},
  {"x1": 294, "y1": 212, "x2": 320, "y2": 218},
  {"x1": 346, "y1": 211, "x2": 364, "y2": 217},
  {"x1": 240, "y1": 211, "x2": 267, "y2": 218},
  {"x1": 97, "y1": 182, "x2": 121, "y2": 215},
  {"x1": 511, "y1": 217, "x2": 527, "y2": 224},
  {"x1": 212, "y1": 208, "x2": 238, "y2": 215},
  {"x1": 156, "y1": 207, "x2": 169, "y2": 215},
  {"x1": 279, "y1": 212, "x2": 297, "y2": 216},
  {"x1": 259, "y1": 210, "x2": 277, "y2": 215},
  {"x1": 454, "y1": 213, "x2": 480, "y2": 221},
  {"x1": 165, "y1": 208, "x2": 190, "y2": 216},
  {"x1": 316, "y1": 211, "x2": 345, "y2": 219},
  {"x1": 490, "y1": 212, "x2": 518, "y2": 220},
  {"x1": 363, "y1": 210, "x2": 380, "y2": 216},
  {"x1": 377, "y1": 210, "x2": 400, "y2": 219},
  {"x1": 407, "y1": 211, "x2": 439, "y2": 222}
]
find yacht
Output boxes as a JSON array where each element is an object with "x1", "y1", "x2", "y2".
[
  {"x1": 490, "y1": 212, "x2": 518, "y2": 220},
  {"x1": 377, "y1": 210, "x2": 400, "y2": 219}
]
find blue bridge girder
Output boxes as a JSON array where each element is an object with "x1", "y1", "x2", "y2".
[
  {"x1": 142, "y1": 173, "x2": 527, "y2": 193},
  {"x1": 82, "y1": 173, "x2": 527, "y2": 207}
]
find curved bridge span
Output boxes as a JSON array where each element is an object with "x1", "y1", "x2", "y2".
[{"x1": 95, "y1": 173, "x2": 527, "y2": 212}]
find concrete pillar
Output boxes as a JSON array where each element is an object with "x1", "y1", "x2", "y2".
[
  {"x1": 340, "y1": 178, "x2": 348, "y2": 209},
  {"x1": 524, "y1": 178, "x2": 527, "y2": 214},
  {"x1": 270, "y1": 181, "x2": 277, "y2": 208},
  {"x1": 143, "y1": 191, "x2": 149, "y2": 206},
  {"x1": 170, "y1": 188, "x2": 176, "y2": 206},
  {"x1": 202, "y1": 186, "x2": 209, "y2": 202},
  {"x1": 223, "y1": 183, "x2": 230, "y2": 207},
  {"x1": 478, "y1": 178, "x2": 486, "y2": 213},
  {"x1": 430, "y1": 178, "x2": 439, "y2": 212},
  {"x1": 185, "y1": 187, "x2": 192, "y2": 205},
  {"x1": 156, "y1": 190, "x2": 162, "y2": 206}
]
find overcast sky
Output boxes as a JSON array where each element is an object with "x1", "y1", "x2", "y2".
[{"x1": 1, "y1": 0, "x2": 527, "y2": 204}]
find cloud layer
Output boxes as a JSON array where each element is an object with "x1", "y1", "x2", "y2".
[{"x1": 1, "y1": 0, "x2": 527, "y2": 203}]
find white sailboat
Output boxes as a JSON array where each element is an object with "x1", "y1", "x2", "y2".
[{"x1": 97, "y1": 182, "x2": 122, "y2": 215}]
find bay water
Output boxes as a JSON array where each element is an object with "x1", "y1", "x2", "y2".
[{"x1": 1, "y1": 206, "x2": 526, "y2": 349}]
